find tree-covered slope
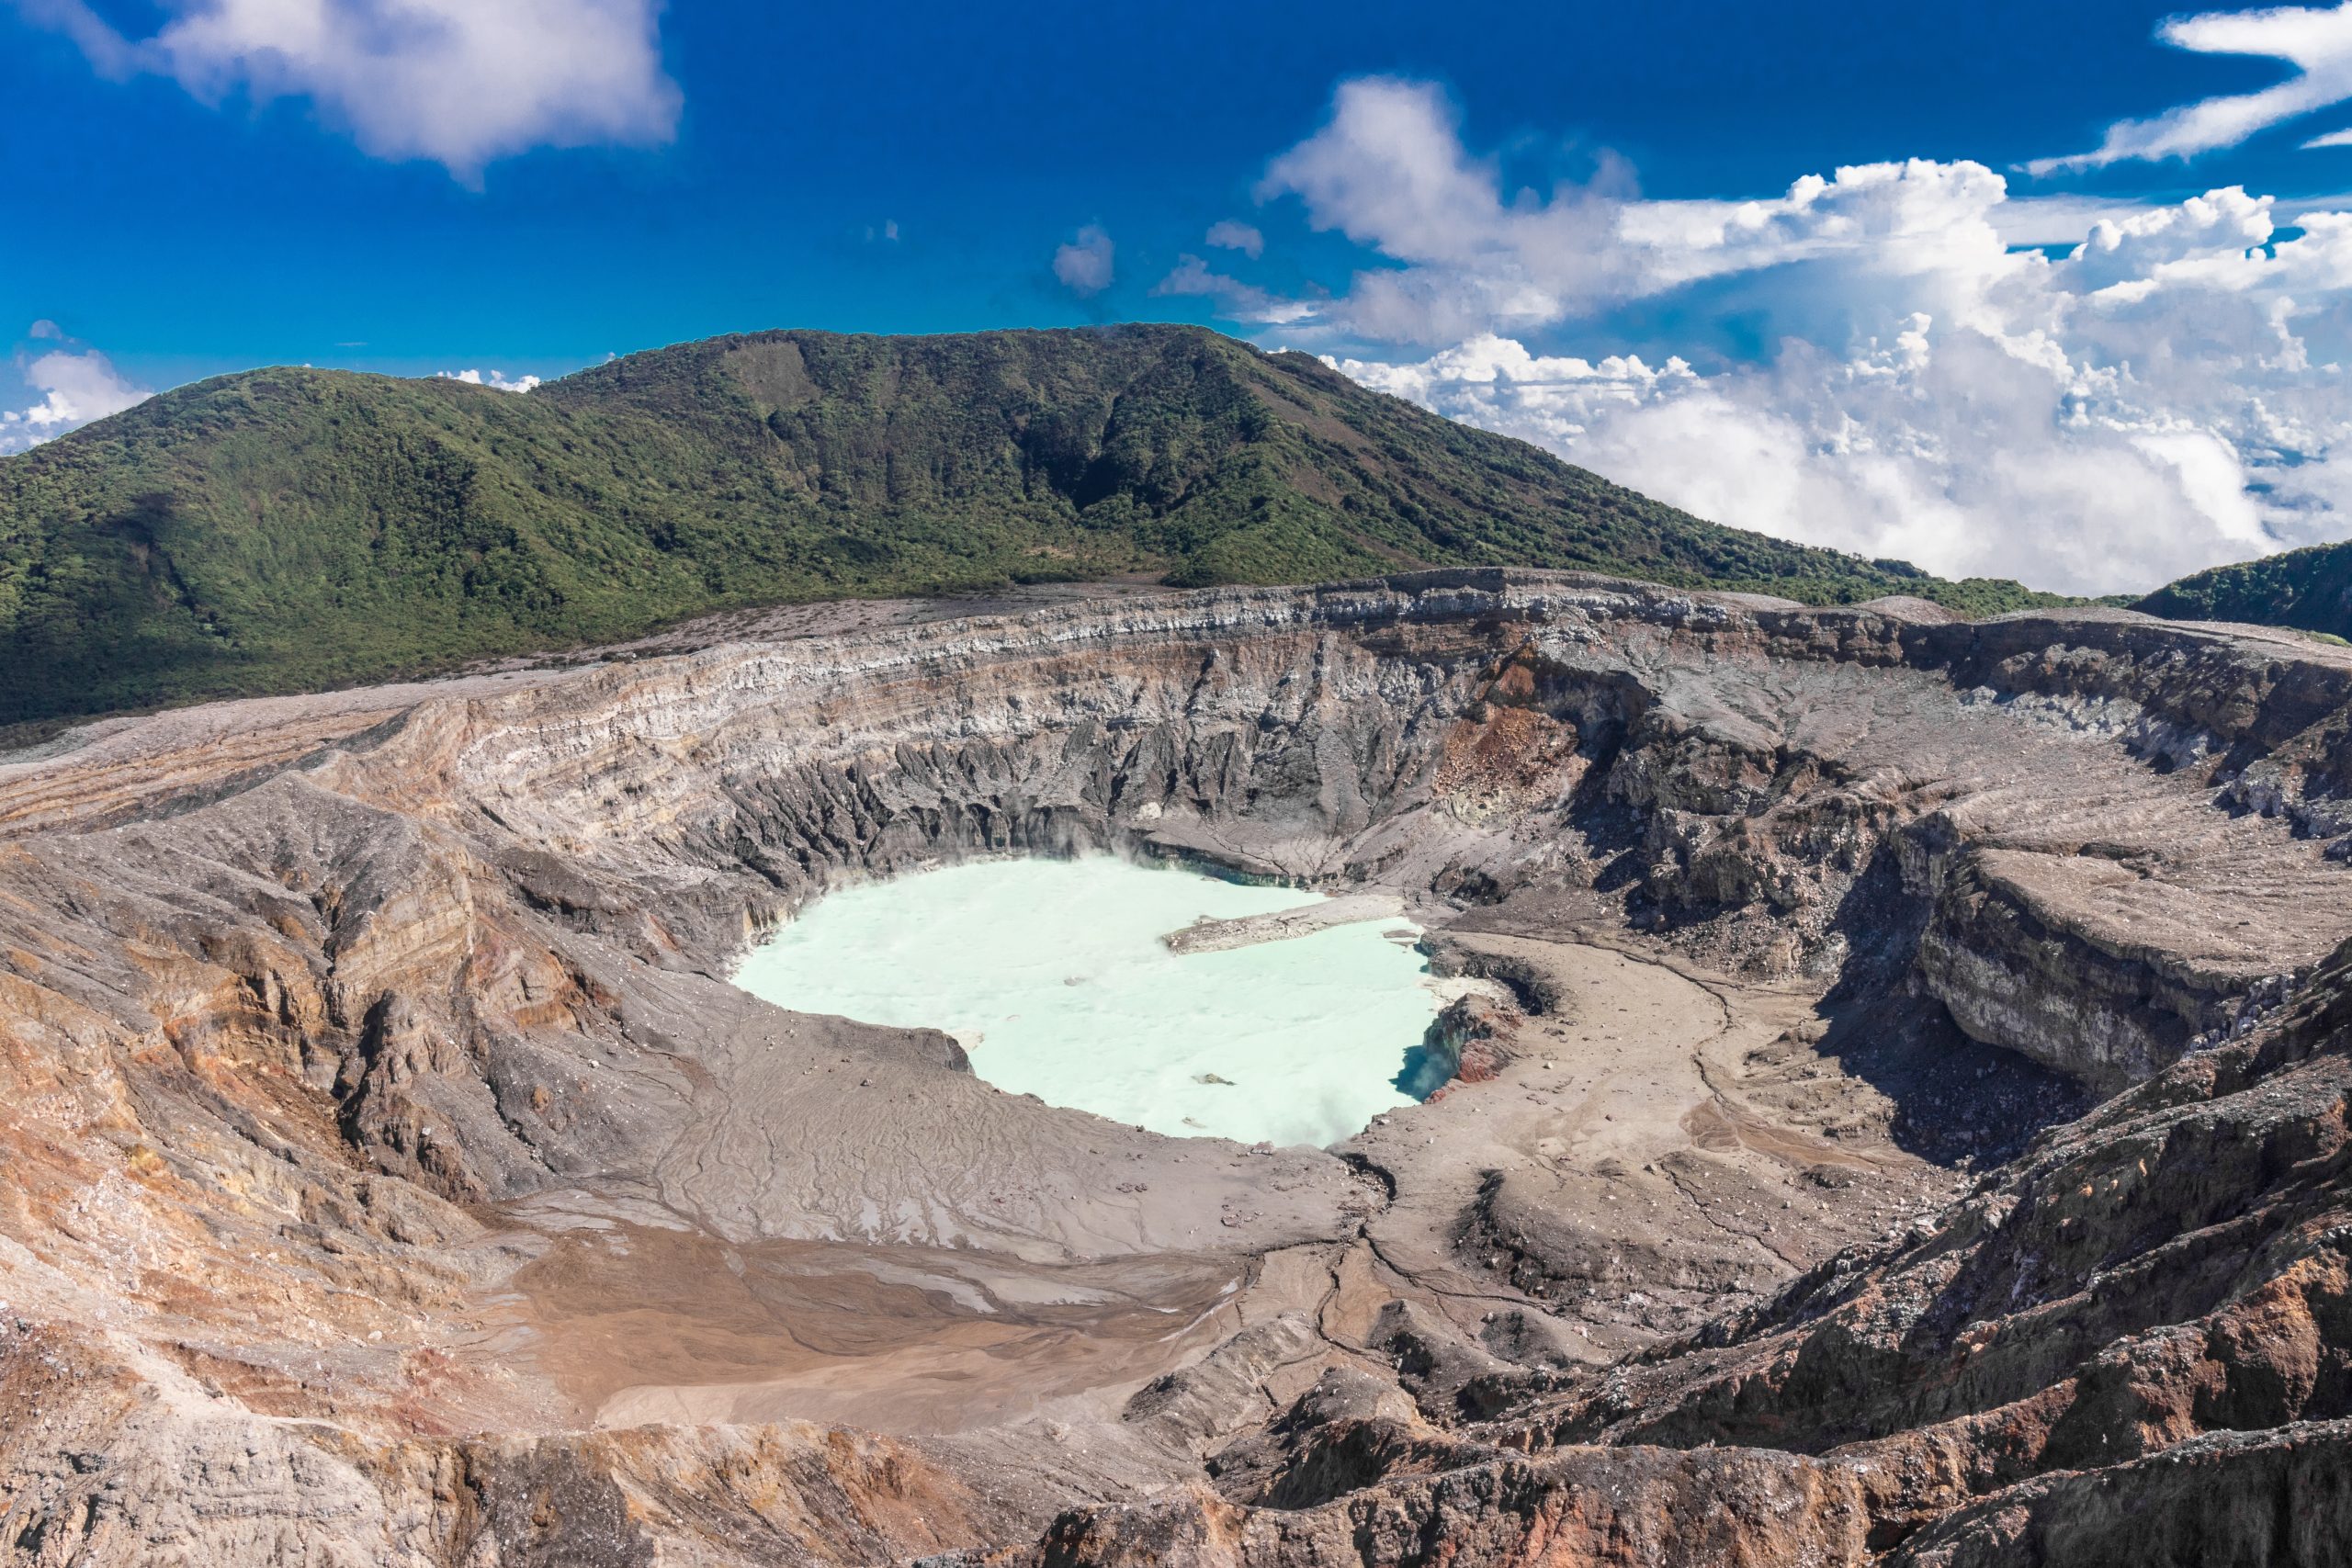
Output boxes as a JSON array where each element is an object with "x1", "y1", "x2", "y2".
[
  {"x1": 2136, "y1": 538, "x2": 2352, "y2": 641},
  {"x1": 0, "y1": 323, "x2": 2070, "y2": 728}
]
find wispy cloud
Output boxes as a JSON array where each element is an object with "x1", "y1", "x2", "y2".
[
  {"x1": 1152, "y1": 255, "x2": 1318, "y2": 324},
  {"x1": 2028, "y1": 2, "x2": 2352, "y2": 174},
  {"x1": 12, "y1": 0, "x2": 682, "y2": 181}
]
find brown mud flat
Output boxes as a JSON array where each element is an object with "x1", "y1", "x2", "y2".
[{"x1": 495, "y1": 1220, "x2": 1244, "y2": 1434}]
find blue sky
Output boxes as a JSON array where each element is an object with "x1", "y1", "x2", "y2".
[{"x1": 16, "y1": 1, "x2": 2352, "y2": 592}]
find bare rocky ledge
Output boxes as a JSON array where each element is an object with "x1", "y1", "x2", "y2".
[{"x1": 0, "y1": 569, "x2": 2348, "y2": 1564}]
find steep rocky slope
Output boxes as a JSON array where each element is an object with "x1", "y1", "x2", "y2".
[{"x1": 0, "y1": 570, "x2": 2347, "y2": 1564}]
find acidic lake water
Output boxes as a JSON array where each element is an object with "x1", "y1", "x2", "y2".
[{"x1": 733, "y1": 857, "x2": 1442, "y2": 1147}]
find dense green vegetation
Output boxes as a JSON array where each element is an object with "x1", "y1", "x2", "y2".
[
  {"x1": 2136, "y1": 539, "x2": 2352, "y2": 642},
  {"x1": 0, "y1": 323, "x2": 2075, "y2": 728}
]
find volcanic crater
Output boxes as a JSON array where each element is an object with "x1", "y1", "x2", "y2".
[{"x1": 3, "y1": 569, "x2": 2350, "y2": 1565}]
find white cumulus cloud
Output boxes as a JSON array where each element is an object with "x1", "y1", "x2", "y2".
[
  {"x1": 17, "y1": 0, "x2": 681, "y2": 179},
  {"x1": 1253, "y1": 79, "x2": 2043, "y2": 347},
  {"x1": 1256, "y1": 76, "x2": 1644, "y2": 341},
  {"x1": 438, "y1": 367, "x2": 543, "y2": 393},
  {"x1": 1343, "y1": 308, "x2": 2324, "y2": 595},
  {"x1": 0, "y1": 335, "x2": 151, "y2": 455},
  {"x1": 1238, "y1": 78, "x2": 2352, "y2": 596},
  {"x1": 1053, "y1": 224, "x2": 1115, "y2": 297}
]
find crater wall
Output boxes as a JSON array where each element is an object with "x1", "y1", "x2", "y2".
[{"x1": 3, "y1": 570, "x2": 2350, "y2": 1564}]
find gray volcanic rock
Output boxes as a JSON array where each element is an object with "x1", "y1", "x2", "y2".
[
  {"x1": 3, "y1": 569, "x2": 2352, "y2": 1563},
  {"x1": 1159, "y1": 894, "x2": 1406, "y2": 954},
  {"x1": 1886, "y1": 1419, "x2": 2352, "y2": 1567}
]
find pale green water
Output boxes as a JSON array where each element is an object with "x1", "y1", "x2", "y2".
[{"x1": 732, "y1": 857, "x2": 1441, "y2": 1147}]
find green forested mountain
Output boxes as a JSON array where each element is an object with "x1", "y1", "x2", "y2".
[
  {"x1": 2136, "y1": 539, "x2": 2352, "y2": 642},
  {"x1": 0, "y1": 323, "x2": 2072, "y2": 728}
]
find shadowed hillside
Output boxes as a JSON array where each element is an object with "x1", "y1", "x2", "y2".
[{"x1": 2138, "y1": 536, "x2": 2352, "y2": 643}]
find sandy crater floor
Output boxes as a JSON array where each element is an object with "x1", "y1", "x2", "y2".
[{"x1": 466, "y1": 905, "x2": 1960, "y2": 1450}]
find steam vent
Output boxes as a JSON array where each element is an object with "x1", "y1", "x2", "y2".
[{"x1": 4, "y1": 569, "x2": 2352, "y2": 1565}]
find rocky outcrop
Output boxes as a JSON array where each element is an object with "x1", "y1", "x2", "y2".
[
  {"x1": 0, "y1": 1335, "x2": 1020, "y2": 1567},
  {"x1": 1160, "y1": 894, "x2": 1406, "y2": 954},
  {"x1": 1413, "y1": 993, "x2": 1521, "y2": 1091},
  {"x1": 1090, "y1": 932, "x2": 2352, "y2": 1566},
  {"x1": 986, "y1": 1445, "x2": 1879, "y2": 1568},
  {"x1": 1886, "y1": 1419, "x2": 2352, "y2": 1567}
]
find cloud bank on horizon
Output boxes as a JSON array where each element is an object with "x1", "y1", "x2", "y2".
[{"x1": 1170, "y1": 61, "x2": 2352, "y2": 596}]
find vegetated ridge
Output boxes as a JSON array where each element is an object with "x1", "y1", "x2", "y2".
[
  {"x1": 0, "y1": 322, "x2": 2073, "y2": 729},
  {"x1": 2138, "y1": 536, "x2": 2352, "y2": 644}
]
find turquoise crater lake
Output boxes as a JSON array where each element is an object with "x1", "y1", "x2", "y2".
[{"x1": 732, "y1": 857, "x2": 1443, "y2": 1147}]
